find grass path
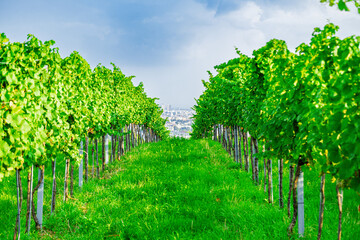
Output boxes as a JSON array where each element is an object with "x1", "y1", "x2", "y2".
[
  {"x1": 42, "y1": 138, "x2": 289, "y2": 239},
  {"x1": 1, "y1": 138, "x2": 359, "y2": 239}
]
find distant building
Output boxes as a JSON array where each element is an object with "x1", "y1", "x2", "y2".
[
  {"x1": 161, "y1": 106, "x2": 194, "y2": 138},
  {"x1": 160, "y1": 104, "x2": 171, "y2": 112}
]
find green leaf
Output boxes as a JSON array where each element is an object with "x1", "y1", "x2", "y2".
[
  {"x1": 338, "y1": 0, "x2": 349, "y2": 11},
  {"x1": 0, "y1": 141, "x2": 11, "y2": 158},
  {"x1": 5, "y1": 72, "x2": 18, "y2": 85},
  {"x1": 20, "y1": 120, "x2": 31, "y2": 134}
]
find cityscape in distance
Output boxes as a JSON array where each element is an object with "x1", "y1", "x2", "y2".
[{"x1": 160, "y1": 105, "x2": 194, "y2": 138}]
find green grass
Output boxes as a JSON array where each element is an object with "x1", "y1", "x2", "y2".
[{"x1": 1, "y1": 138, "x2": 359, "y2": 239}]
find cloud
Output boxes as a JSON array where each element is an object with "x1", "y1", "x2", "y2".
[
  {"x1": 222, "y1": 1, "x2": 263, "y2": 27},
  {"x1": 131, "y1": 0, "x2": 360, "y2": 108},
  {"x1": 0, "y1": 0, "x2": 359, "y2": 109}
]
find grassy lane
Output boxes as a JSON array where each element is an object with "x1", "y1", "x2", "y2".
[
  {"x1": 1, "y1": 138, "x2": 359, "y2": 239},
  {"x1": 38, "y1": 138, "x2": 290, "y2": 239}
]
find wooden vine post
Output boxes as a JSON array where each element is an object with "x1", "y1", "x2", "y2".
[
  {"x1": 26, "y1": 166, "x2": 34, "y2": 233},
  {"x1": 102, "y1": 135, "x2": 106, "y2": 171},
  {"x1": 95, "y1": 139, "x2": 100, "y2": 178},
  {"x1": 297, "y1": 169, "x2": 304, "y2": 237},
  {"x1": 336, "y1": 182, "x2": 344, "y2": 240},
  {"x1": 237, "y1": 126, "x2": 242, "y2": 168},
  {"x1": 288, "y1": 163, "x2": 301, "y2": 235},
  {"x1": 104, "y1": 134, "x2": 109, "y2": 165},
  {"x1": 263, "y1": 144, "x2": 267, "y2": 193},
  {"x1": 278, "y1": 159, "x2": 284, "y2": 208},
  {"x1": 13, "y1": 169, "x2": 22, "y2": 240},
  {"x1": 234, "y1": 126, "x2": 239, "y2": 163},
  {"x1": 70, "y1": 162, "x2": 74, "y2": 197},
  {"x1": 318, "y1": 173, "x2": 326, "y2": 240},
  {"x1": 288, "y1": 165, "x2": 294, "y2": 217},
  {"x1": 36, "y1": 167, "x2": 45, "y2": 229},
  {"x1": 51, "y1": 159, "x2": 56, "y2": 213},
  {"x1": 250, "y1": 136, "x2": 255, "y2": 182},
  {"x1": 243, "y1": 131, "x2": 249, "y2": 172},
  {"x1": 267, "y1": 158, "x2": 273, "y2": 204},
  {"x1": 64, "y1": 159, "x2": 70, "y2": 201},
  {"x1": 85, "y1": 136, "x2": 89, "y2": 182},
  {"x1": 79, "y1": 140, "x2": 84, "y2": 188},
  {"x1": 92, "y1": 139, "x2": 95, "y2": 177}
]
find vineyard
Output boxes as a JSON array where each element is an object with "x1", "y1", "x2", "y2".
[
  {"x1": 0, "y1": 138, "x2": 357, "y2": 239},
  {"x1": 191, "y1": 23, "x2": 360, "y2": 238},
  {"x1": 1, "y1": 1, "x2": 360, "y2": 239},
  {"x1": 0, "y1": 34, "x2": 168, "y2": 239}
]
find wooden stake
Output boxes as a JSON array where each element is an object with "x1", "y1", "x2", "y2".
[
  {"x1": 102, "y1": 135, "x2": 106, "y2": 171},
  {"x1": 298, "y1": 169, "x2": 304, "y2": 237},
  {"x1": 13, "y1": 169, "x2": 22, "y2": 240},
  {"x1": 243, "y1": 131, "x2": 249, "y2": 172},
  {"x1": 92, "y1": 139, "x2": 95, "y2": 177},
  {"x1": 267, "y1": 158, "x2": 273, "y2": 203},
  {"x1": 238, "y1": 126, "x2": 242, "y2": 168},
  {"x1": 263, "y1": 144, "x2": 267, "y2": 193},
  {"x1": 85, "y1": 136, "x2": 89, "y2": 182},
  {"x1": 279, "y1": 159, "x2": 284, "y2": 208},
  {"x1": 36, "y1": 167, "x2": 44, "y2": 229},
  {"x1": 104, "y1": 134, "x2": 109, "y2": 165},
  {"x1": 25, "y1": 165, "x2": 33, "y2": 233},
  {"x1": 79, "y1": 140, "x2": 84, "y2": 188},
  {"x1": 95, "y1": 139, "x2": 100, "y2": 178},
  {"x1": 234, "y1": 126, "x2": 239, "y2": 163},
  {"x1": 254, "y1": 139, "x2": 259, "y2": 184},
  {"x1": 31, "y1": 167, "x2": 43, "y2": 230},
  {"x1": 250, "y1": 136, "x2": 255, "y2": 182},
  {"x1": 64, "y1": 159, "x2": 70, "y2": 201},
  {"x1": 51, "y1": 159, "x2": 56, "y2": 213},
  {"x1": 317, "y1": 173, "x2": 325, "y2": 240},
  {"x1": 336, "y1": 183, "x2": 343, "y2": 240},
  {"x1": 70, "y1": 163, "x2": 74, "y2": 197},
  {"x1": 288, "y1": 165, "x2": 294, "y2": 217},
  {"x1": 288, "y1": 163, "x2": 301, "y2": 235}
]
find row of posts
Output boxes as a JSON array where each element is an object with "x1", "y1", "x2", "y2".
[
  {"x1": 212, "y1": 124, "x2": 305, "y2": 237},
  {"x1": 14, "y1": 124, "x2": 160, "y2": 239}
]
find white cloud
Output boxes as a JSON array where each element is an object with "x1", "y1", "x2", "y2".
[
  {"x1": 134, "y1": 0, "x2": 360, "y2": 108},
  {"x1": 1, "y1": 0, "x2": 360, "y2": 109},
  {"x1": 222, "y1": 1, "x2": 263, "y2": 28}
]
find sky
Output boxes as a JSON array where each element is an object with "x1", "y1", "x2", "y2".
[{"x1": 0, "y1": 0, "x2": 359, "y2": 108}]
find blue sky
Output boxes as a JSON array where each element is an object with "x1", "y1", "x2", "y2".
[{"x1": 1, "y1": 0, "x2": 360, "y2": 108}]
